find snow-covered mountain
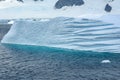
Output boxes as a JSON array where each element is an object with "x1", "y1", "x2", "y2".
[
  {"x1": 0, "y1": 0, "x2": 85, "y2": 9},
  {"x1": 0, "y1": 0, "x2": 120, "y2": 19}
]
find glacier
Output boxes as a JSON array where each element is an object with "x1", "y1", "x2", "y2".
[{"x1": 1, "y1": 15, "x2": 120, "y2": 53}]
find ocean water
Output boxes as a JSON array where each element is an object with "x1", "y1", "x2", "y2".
[
  {"x1": 0, "y1": 20, "x2": 120, "y2": 80},
  {"x1": 1, "y1": 43, "x2": 120, "y2": 80}
]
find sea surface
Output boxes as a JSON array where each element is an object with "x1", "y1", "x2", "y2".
[{"x1": 0, "y1": 23, "x2": 120, "y2": 80}]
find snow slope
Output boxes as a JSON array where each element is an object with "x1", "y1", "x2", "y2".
[{"x1": 0, "y1": 0, "x2": 120, "y2": 19}]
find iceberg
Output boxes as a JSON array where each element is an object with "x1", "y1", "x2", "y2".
[{"x1": 1, "y1": 15, "x2": 120, "y2": 53}]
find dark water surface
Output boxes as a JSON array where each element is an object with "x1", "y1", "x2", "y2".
[{"x1": 0, "y1": 24, "x2": 120, "y2": 80}]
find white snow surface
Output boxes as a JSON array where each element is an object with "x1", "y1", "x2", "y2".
[
  {"x1": 7, "y1": 20, "x2": 14, "y2": 24},
  {"x1": 0, "y1": 0, "x2": 120, "y2": 19}
]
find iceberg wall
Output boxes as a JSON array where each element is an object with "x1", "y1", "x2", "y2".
[{"x1": 1, "y1": 15, "x2": 120, "y2": 53}]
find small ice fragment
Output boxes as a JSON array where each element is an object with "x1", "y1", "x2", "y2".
[{"x1": 101, "y1": 60, "x2": 111, "y2": 63}]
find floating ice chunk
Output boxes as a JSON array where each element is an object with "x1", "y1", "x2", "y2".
[{"x1": 101, "y1": 60, "x2": 111, "y2": 63}]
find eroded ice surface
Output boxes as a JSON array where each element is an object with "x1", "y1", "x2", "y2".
[{"x1": 1, "y1": 15, "x2": 120, "y2": 53}]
